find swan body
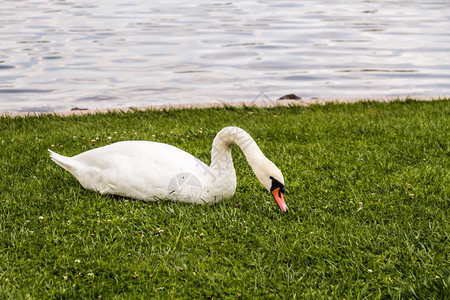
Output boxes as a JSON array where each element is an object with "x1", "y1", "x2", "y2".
[{"x1": 49, "y1": 127, "x2": 288, "y2": 212}]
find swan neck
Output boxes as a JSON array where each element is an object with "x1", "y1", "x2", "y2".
[{"x1": 210, "y1": 127, "x2": 265, "y2": 172}]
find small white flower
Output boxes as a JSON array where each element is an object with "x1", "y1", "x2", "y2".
[
  {"x1": 357, "y1": 202, "x2": 363, "y2": 211},
  {"x1": 75, "y1": 259, "x2": 81, "y2": 263},
  {"x1": 63, "y1": 276, "x2": 68, "y2": 280},
  {"x1": 368, "y1": 269, "x2": 373, "y2": 273},
  {"x1": 39, "y1": 216, "x2": 44, "y2": 220},
  {"x1": 87, "y1": 273, "x2": 94, "y2": 277},
  {"x1": 107, "y1": 136, "x2": 112, "y2": 141}
]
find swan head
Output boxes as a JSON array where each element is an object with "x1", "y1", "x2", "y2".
[{"x1": 253, "y1": 159, "x2": 288, "y2": 213}]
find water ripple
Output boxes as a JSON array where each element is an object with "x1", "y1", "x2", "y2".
[{"x1": 0, "y1": 0, "x2": 449, "y2": 113}]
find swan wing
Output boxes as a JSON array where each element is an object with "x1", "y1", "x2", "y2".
[{"x1": 58, "y1": 141, "x2": 212, "y2": 202}]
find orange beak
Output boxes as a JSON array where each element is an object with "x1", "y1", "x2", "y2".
[{"x1": 271, "y1": 187, "x2": 288, "y2": 213}]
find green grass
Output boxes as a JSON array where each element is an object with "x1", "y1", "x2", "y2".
[{"x1": 0, "y1": 100, "x2": 449, "y2": 299}]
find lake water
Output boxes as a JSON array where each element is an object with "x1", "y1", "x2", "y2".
[{"x1": 1, "y1": 0, "x2": 449, "y2": 113}]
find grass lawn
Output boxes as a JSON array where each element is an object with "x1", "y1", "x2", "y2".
[{"x1": 0, "y1": 100, "x2": 449, "y2": 299}]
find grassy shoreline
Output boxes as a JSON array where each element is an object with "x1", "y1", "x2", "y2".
[{"x1": 1, "y1": 100, "x2": 449, "y2": 298}]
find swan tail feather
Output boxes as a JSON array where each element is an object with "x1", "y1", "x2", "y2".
[{"x1": 48, "y1": 149, "x2": 77, "y2": 173}]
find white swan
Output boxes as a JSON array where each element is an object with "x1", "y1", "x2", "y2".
[{"x1": 49, "y1": 126, "x2": 288, "y2": 212}]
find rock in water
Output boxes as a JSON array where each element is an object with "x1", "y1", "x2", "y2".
[{"x1": 278, "y1": 94, "x2": 301, "y2": 100}]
